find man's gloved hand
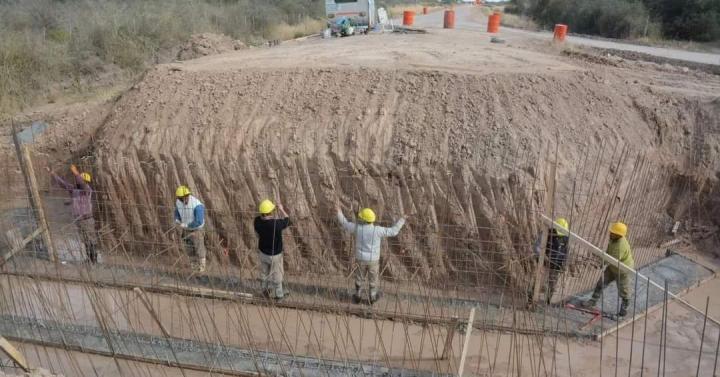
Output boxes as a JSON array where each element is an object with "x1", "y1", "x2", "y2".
[{"x1": 179, "y1": 223, "x2": 188, "y2": 229}]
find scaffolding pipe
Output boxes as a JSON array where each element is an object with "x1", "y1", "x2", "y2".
[{"x1": 540, "y1": 214, "x2": 720, "y2": 327}]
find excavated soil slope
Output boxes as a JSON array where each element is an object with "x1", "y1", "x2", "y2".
[{"x1": 92, "y1": 33, "x2": 720, "y2": 288}]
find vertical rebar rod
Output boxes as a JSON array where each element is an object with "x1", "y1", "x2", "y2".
[
  {"x1": 663, "y1": 280, "x2": 669, "y2": 377},
  {"x1": 628, "y1": 269, "x2": 640, "y2": 377},
  {"x1": 640, "y1": 276, "x2": 650, "y2": 377},
  {"x1": 657, "y1": 280, "x2": 668, "y2": 377},
  {"x1": 696, "y1": 296, "x2": 710, "y2": 377},
  {"x1": 712, "y1": 320, "x2": 720, "y2": 377}
]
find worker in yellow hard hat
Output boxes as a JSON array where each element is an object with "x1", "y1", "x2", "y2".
[
  {"x1": 47, "y1": 164, "x2": 100, "y2": 264},
  {"x1": 254, "y1": 199, "x2": 291, "y2": 300},
  {"x1": 174, "y1": 185, "x2": 207, "y2": 273},
  {"x1": 582, "y1": 221, "x2": 635, "y2": 317},
  {"x1": 545, "y1": 217, "x2": 570, "y2": 304},
  {"x1": 336, "y1": 203, "x2": 406, "y2": 305}
]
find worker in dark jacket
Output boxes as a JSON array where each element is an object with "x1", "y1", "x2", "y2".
[
  {"x1": 545, "y1": 218, "x2": 570, "y2": 304},
  {"x1": 254, "y1": 199, "x2": 291, "y2": 300},
  {"x1": 47, "y1": 164, "x2": 99, "y2": 263}
]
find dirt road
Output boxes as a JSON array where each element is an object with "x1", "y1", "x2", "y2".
[{"x1": 410, "y1": 5, "x2": 720, "y2": 66}]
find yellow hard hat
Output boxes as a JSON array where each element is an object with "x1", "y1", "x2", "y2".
[
  {"x1": 609, "y1": 222, "x2": 627, "y2": 237},
  {"x1": 80, "y1": 172, "x2": 92, "y2": 183},
  {"x1": 259, "y1": 199, "x2": 275, "y2": 214},
  {"x1": 555, "y1": 217, "x2": 569, "y2": 236},
  {"x1": 358, "y1": 208, "x2": 376, "y2": 223},
  {"x1": 175, "y1": 185, "x2": 191, "y2": 198}
]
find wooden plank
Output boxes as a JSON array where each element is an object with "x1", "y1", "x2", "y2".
[
  {"x1": 457, "y1": 307, "x2": 476, "y2": 377},
  {"x1": 0, "y1": 335, "x2": 30, "y2": 372},
  {"x1": 0, "y1": 227, "x2": 45, "y2": 266},
  {"x1": 11, "y1": 122, "x2": 56, "y2": 262},
  {"x1": 157, "y1": 283, "x2": 253, "y2": 299}
]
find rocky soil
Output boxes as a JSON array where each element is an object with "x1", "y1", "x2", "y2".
[
  {"x1": 176, "y1": 33, "x2": 247, "y2": 61},
  {"x1": 4, "y1": 28, "x2": 719, "y2": 291},
  {"x1": 90, "y1": 51, "x2": 720, "y2": 288}
]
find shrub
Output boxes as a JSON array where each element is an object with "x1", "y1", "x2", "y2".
[{"x1": 511, "y1": 0, "x2": 720, "y2": 41}]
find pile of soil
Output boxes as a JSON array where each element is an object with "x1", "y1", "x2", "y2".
[
  {"x1": 91, "y1": 63, "x2": 720, "y2": 288},
  {"x1": 176, "y1": 33, "x2": 247, "y2": 61}
]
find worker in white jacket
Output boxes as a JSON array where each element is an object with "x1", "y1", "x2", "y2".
[
  {"x1": 337, "y1": 205, "x2": 406, "y2": 304},
  {"x1": 174, "y1": 185, "x2": 207, "y2": 273}
]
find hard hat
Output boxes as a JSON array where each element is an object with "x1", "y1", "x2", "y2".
[
  {"x1": 609, "y1": 222, "x2": 627, "y2": 237},
  {"x1": 259, "y1": 199, "x2": 275, "y2": 214},
  {"x1": 555, "y1": 217, "x2": 569, "y2": 236},
  {"x1": 80, "y1": 172, "x2": 92, "y2": 183},
  {"x1": 358, "y1": 208, "x2": 376, "y2": 223},
  {"x1": 175, "y1": 185, "x2": 191, "y2": 198}
]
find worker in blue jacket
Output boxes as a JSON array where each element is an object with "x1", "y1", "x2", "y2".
[{"x1": 174, "y1": 185, "x2": 207, "y2": 273}]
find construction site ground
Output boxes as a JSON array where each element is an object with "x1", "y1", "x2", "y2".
[
  {"x1": 2, "y1": 4, "x2": 720, "y2": 377},
  {"x1": 2, "y1": 257, "x2": 719, "y2": 376}
]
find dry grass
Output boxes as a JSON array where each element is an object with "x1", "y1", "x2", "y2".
[
  {"x1": 271, "y1": 18, "x2": 327, "y2": 41},
  {"x1": 0, "y1": 0, "x2": 326, "y2": 116},
  {"x1": 499, "y1": 12, "x2": 540, "y2": 31}
]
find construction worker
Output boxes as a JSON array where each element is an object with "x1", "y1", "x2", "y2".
[
  {"x1": 47, "y1": 165, "x2": 99, "y2": 263},
  {"x1": 254, "y1": 199, "x2": 291, "y2": 300},
  {"x1": 583, "y1": 222, "x2": 634, "y2": 317},
  {"x1": 336, "y1": 205, "x2": 405, "y2": 304},
  {"x1": 545, "y1": 218, "x2": 570, "y2": 304},
  {"x1": 174, "y1": 185, "x2": 207, "y2": 273}
]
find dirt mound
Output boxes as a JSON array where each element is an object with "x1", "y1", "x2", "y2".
[
  {"x1": 176, "y1": 33, "x2": 246, "y2": 61},
  {"x1": 91, "y1": 65, "x2": 719, "y2": 288}
]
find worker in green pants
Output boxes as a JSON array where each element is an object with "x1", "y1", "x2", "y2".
[{"x1": 583, "y1": 222, "x2": 634, "y2": 317}]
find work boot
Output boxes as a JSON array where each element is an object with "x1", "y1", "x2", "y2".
[
  {"x1": 352, "y1": 284, "x2": 362, "y2": 304},
  {"x1": 86, "y1": 244, "x2": 98, "y2": 264},
  {"x1": 197, "y1": 258, "x2": 206, "y2": 273},
  {"x1": 369, "y1": 292, "x2": 380, "y2": 305},
  {"x1": 273, "y1": 291, "x2": 290, "y2": 301},
  {"x1": 618, "y1": 299, "x2": 629, "y2": 317}
]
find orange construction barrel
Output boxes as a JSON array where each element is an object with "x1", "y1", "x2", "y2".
[
  {"x1": 423, "y1": 7, "x2": 428, "y2": 15},
  {"x1": 403, "y1": 11, "x2": 415, "y2": 26},
  {"x1": 444, "y1": 9, "x2": 456, "y2": 29},
  {"x1": 487, "y1": 12, "x2": 501, "y2": 33},
  {"x1": 553, "y1": 24, "x2": 568, "y2": 42}
]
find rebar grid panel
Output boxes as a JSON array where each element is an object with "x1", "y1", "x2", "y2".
[{"x1": 0, "y1": 120, "x2": 714, "y2": 377}]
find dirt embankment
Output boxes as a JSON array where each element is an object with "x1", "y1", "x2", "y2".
[
  {"x1": 87, "y1": 63, "x2": 719, "y2": 287},
  {"x1": 176, "y1": 33, "x2": 247, "y2": 61}
]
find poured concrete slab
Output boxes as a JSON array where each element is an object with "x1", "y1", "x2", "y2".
[{"x1": 561, "y1": 252, "x2": 715, "y2": 337}]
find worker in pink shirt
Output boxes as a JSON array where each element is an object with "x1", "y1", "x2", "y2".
[{"x1": 47, "y1": 164, "x2": 99, "y2": 263}]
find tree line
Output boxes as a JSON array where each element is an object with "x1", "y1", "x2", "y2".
[{"x1": 507, "y1": 0, "x2": 720, "y2": 41}]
